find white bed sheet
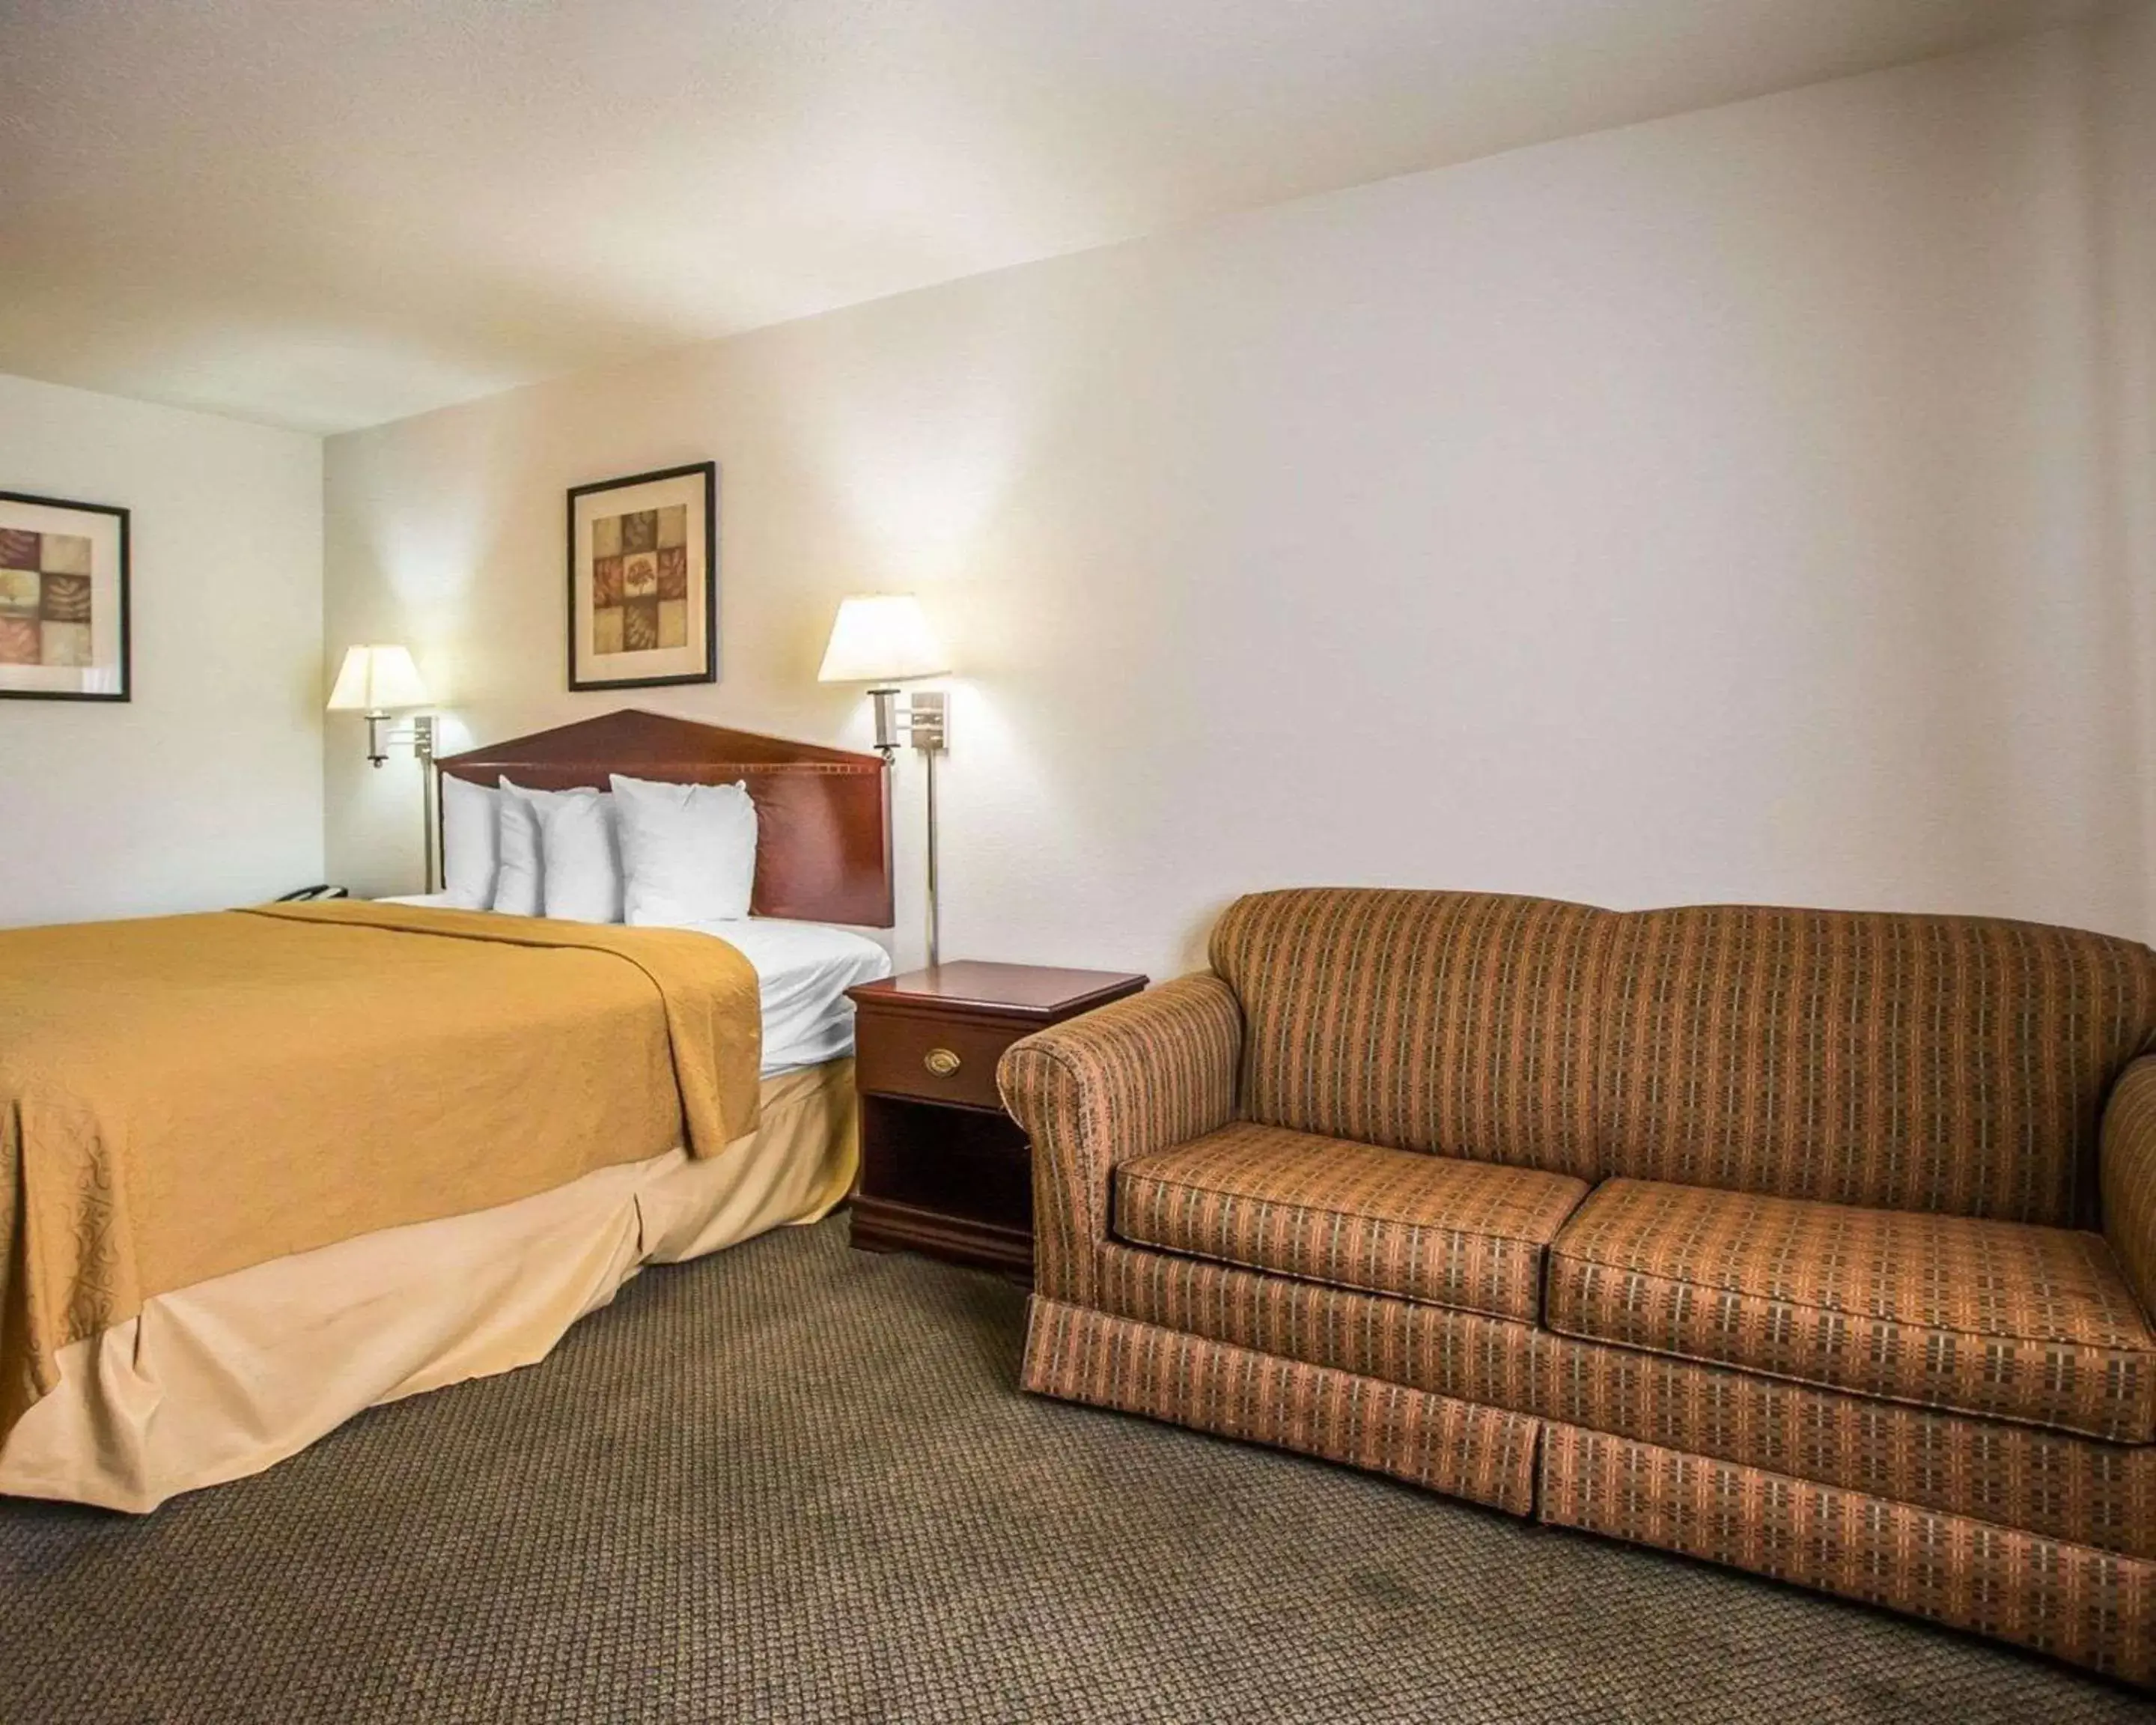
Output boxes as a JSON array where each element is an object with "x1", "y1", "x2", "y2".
[{"x1": 374, "y1": 895, "x2": 892, "y2": 1076}]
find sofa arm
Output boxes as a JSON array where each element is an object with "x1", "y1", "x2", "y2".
[
  {"x1": 2102, "y1": 1056, "x2": 2156, "y2": 1324},
  {"x1": 999, "y1": 973, "x2": 1242, "y2": 1305}
]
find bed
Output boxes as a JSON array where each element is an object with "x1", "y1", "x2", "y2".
[{"x1": 0, "y1": 711, "x2": 895, "y2": 1511}]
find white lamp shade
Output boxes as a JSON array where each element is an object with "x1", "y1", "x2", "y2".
[
  {"x1": 327, "y1": 644, "x2": 431, "y2": 711},
  {"x1": 817, "y1": 595, "x2": 951, "y2": 684}
]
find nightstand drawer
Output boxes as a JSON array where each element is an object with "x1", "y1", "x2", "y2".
[{"x1": 853, "y1": 1011, "x2": 1017, "y2": 1110}]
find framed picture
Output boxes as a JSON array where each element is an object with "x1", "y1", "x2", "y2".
[
  {"x1": 566, "y1": 461, "x2": 716, "y2": 690},
  {"x1": 0, "y1": 489, "x2": 130, "y2": 702}
]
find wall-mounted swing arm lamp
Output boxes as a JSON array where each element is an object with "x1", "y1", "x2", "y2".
[
  {"x1": 326, "y1": 644, "x2": 441, "y2": 893},
  {"x1": 817, "y1": 594, "x2": 951, "y2": 966}
]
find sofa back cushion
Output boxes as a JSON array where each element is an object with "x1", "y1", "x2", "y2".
[
  {"x1": 1208, "y1": 888, "x2": 1604, "y2": 1178},
  {"x1": 1595, "y1": 904, "x2": 2156, "y2": 1226},
  {"x1": 1211, "y1": 889, "x2": 2156, "y2": 1225}
]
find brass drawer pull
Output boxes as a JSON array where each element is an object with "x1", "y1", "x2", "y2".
[{"x1": 923, "y1": 1047, "x2": 962, "y2": 1077}]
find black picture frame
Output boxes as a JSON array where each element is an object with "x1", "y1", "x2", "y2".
[
  {"x1": 0, "y1": 487, "x2": 130, "y2": 702},
  {"x1": 565, "y1": 460, "x2": 718, "y2": 691}
]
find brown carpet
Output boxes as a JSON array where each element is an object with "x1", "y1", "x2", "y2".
[{"x1": 0, "y1": 1219, "x2": 2148, "y2": 1724}]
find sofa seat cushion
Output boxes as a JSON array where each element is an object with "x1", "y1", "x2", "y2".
[
  {"x1": 1114, "y1": 1122, "x2": 1589, "y2": 1321},
  {"x1": 1547, "y1": 1178, "x2": 2156, "y2": 1442}
]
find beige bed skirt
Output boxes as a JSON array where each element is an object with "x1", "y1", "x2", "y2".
[{"x1": 0, "y1": 1059, "x2": 858, "y2": 1513}]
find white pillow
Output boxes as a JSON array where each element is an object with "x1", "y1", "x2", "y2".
[
  {"x1": 609, "y1": 773, "x2": 758, "y2": 925},
  {"x1": 492, "y1": 779, "x2": 548, "y2": 916},
  {"x1": 439, "y1": 776, "x2": 499, "y2": 910},
  {"x1": 535, "y1": 788, "x2": 624, "y2": 923}
]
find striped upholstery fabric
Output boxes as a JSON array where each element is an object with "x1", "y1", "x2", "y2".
[
  {"x1": 1114, "y1": 1123, "x2": 1586, "y2": 1320},
  {"x1": 2103, "y1": 1056, "x2": 2156, "y2": 1328},
  {"x1": 1096, "y1": 1234, "x2": 2155, "y2": 1558},
  {"x1": 1595, "y1": 905, "x2": 2156, "y2": 1225},
  {"x1": 1548, "y1": 1178, "x2": 2156, "y2": 1442},
  {"x1": 999, "y1": 974, "x2": 1242, "y2": 1306},
  {"x1": 1094, "y1": 1240, "x2": 1544, "y2": 1414},
  {"x1": 1208, "y1": 889, "x2": 1604, "y2": 1177},
  {"x1": 1538, "y1": 1424, "x2": 2156, "y2": 1685},
  {"x1": 1537, "y1": 1333, "x2": 2156, "y2": 1559},
  {"x1": 1024, "y1": 1295, "x2": 1541, "y2": 1515}
]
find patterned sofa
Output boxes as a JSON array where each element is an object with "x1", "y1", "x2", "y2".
[{"x1": 997, "y1": 889, "x2": 2156, "y2": 1682}]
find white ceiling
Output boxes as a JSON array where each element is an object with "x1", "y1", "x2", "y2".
[{"x1": 0, "y1": 0, "x2": 2103, "y2": 434}]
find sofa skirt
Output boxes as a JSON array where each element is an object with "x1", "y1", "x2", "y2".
[
  {"x1": 1024, "y1": 1292, "x2": 2155, "y2": 1685},
  {"x1": 1023, "y1": 1296, "x2": 1538, "y2": 1514},
  {"x1": 1084, "y1": 1240, "x2": 2155, "y2": 1560},
  {"x1": 1540, "y1": 1423, "x2": 2153, "y2": 1685}
]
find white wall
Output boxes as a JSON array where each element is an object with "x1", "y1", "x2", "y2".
[
  {"x1": 324, "y1": 20, "x2": 2155, "y2": 982},
  {"x1": 0, "y1": 372, "x2": 323, "y2": 925},
  {"x1": 2095, "y1": 2, "x2": 2156, "y2": 936}
]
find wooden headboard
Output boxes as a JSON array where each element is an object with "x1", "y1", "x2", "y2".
[{"x1": 437, "y1": 709, "x2": 893, "y2": 928}]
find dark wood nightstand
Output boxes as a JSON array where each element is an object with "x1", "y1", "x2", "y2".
[{"x1": 846, "y1": 961, "x2": 1147, "y2": 1280}]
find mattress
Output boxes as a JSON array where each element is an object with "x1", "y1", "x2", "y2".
[{"x1": 378, "y1": 897, "x2": 892, "y2": 1075}]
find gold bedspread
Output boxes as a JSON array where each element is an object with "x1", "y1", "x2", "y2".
[{"x1": 0, "y1": 900, "x2": 762, "y2": 1446}]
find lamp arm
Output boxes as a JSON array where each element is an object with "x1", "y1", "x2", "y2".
[
  {"x1": 356, "y1": 711, "x2": 439, "y2": 892},
  {"x1": 411, "y1": 716, "x2": 438, "y2": 895},
  {"x1": 924, "y1": 745, "x2": 940, "y2": 969}
]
